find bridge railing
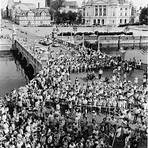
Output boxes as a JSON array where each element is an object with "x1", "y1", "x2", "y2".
[{"x1": 15, "y1": 40, "x2": 42, "y2": 72}]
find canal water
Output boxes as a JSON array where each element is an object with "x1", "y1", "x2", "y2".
[{"x1": 0, "y1": 44, "x2": 28, "y2": 97}]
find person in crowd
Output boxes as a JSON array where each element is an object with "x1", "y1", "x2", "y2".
[{"x1": 0, "y1": 42, "x2": 147, "y2": 148}]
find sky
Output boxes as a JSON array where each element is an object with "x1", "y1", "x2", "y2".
[
  {"x1": 1, "y1": 0, "x2": 148, "y2": 9},
  {"x1": 68, "y1": 0, "x2": 148, "y2": 8}
]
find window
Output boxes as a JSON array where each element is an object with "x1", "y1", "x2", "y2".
[
  {"x1": 125, "y1": 19, "x2": 126, "y2": 24},
  {"x1": 98, "y1": 19, "x2": 100, "y2": 24},
  {"x1": 125, "y1": 13, "x2": 127, "y2": 16},
  {"x1": 120, "y1": 8, "x2": 122, "y2": 10},
  {"x1": 120, "y1": 19, "x2": 122, "y2": 24},
  {"x1": 95, "y1": 6, "x2": 98, "y2": 16},
  {"x1": 103, "y1": 5, "x2": 106, "y2": 16},
  {"x1": 113, "y1": 12, "x2": 115, "y2": 16},
  {"x1": 120, "y1": 13, "x2": 122, "y2": 16},
  {"x1": 83, "y1": 8, "x2": 85, "y2": 16},
  {"x1": 102, "y1": 19, "x2": 104, "y2": 25},
  {"x1": 94, "y1": 19, "x2": 96, "y2": 25},
  {"x1": 83, "y1": 19, "x2": 85, "y2": 24},
  {"x1": 125, "y1": 8, "x2": 127, "y2": 10},
  {"x1": 99, "y1": 5, "x2": 102, "y2": 16},
  {"x1": 87, "y1": 12, "x2": 88, "y2": 16},
  {"x1": 113, "y1": 20, "x2": 114, "y2": 24}
]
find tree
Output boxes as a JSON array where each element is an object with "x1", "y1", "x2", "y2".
[
  {"x1": 67, "y1": 11, "x2": 77, "y2": 24},
  {"x1": 139, "y1": 7, "x2": 148, "y2": 25},
  {"x1": 54, "y1": 11, "x2": 62, "y2": 24},
  {"x1": 76, "y1": 11, "x2": 82, "y2": 24},
  {"x1": 46, "y1": 0, "x2": 52, "y2": 7},
  {"x1": 46, "y1": 0, "x2": 64, "y2": 11}
]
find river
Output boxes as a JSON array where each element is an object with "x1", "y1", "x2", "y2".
[{"x1": 0, "y1": 44, "x2": 28, "y2": 97}]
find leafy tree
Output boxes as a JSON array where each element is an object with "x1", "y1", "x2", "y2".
[
  {"x1": 61, "y1": 12, "x2": 68, "y2": 23},
  {"x1": 47, "y1": 0, "x2": 64, "y2": 22},
  {"x1": 46, "y1": 0, "x2": 64, "y2": 11},
  {"x1": 67, "y1": 11, "x2": 77, "y2": 24},
  {"x1": 139, "y1": 7, "x2": 148, "y2": 25},
  {"x1": 49, "y1": 8, "x2": 55, "y2": 20},
  {"x1": 54, "y1": 11, "x2": 62, "y2": 24},
  {"x1": 46, "y1": 0, "x2": 52, "y2": 7},
  {"x1": 76, "y1": 11, "x2": 82, "y2": 24}
]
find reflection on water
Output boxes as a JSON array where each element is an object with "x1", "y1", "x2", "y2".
[{"x1": 0, "y1": 48, "x2": 28, "y2": 97}]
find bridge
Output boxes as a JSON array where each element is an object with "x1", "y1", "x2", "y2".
[
  {"x1": 11, "y1": 34, "x2": 148, "y2": 78},
  {"x1": 12, "y1": 40, "x2": 42, "y2": 76}
]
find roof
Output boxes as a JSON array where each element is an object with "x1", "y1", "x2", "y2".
[
  {"x1": 16, "y1": 8, "x2": 50, "y2": 17},
  {"x1": 84, "y1": 0, "x2": 129, "y2": 5}
]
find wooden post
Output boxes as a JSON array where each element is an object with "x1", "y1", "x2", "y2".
[
  {"x1": 118, "y1": 36, "x2": 120, "y2": 50},
  {"x1": 111, "y1": 128, "x2": 117, "y2": 148},
  {"x1": 133, "y1": 36, "x2": 135, "y2": 49},
  {"x1": 83, "y1": 33, "x2": 85, "y2": 48},
  {"x1": 139, "y1": 36, "x2": 142, "y2": 49},
  {"x1": 98, "y1": 35, "x2": 100, "y2": 52}
]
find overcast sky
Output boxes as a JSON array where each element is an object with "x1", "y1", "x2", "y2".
[
  {"x1": 67, "y1": 0, "x2": 148, "y2": 8},
  {"x1": 1, "y1": 0, "x2": 148, "y2": 9}
]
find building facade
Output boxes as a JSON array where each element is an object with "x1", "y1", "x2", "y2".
[
  {"x1": 15, "y1": 9, "x2": 51, "y2": 26},
  {"x1": 82, "y1": 0, "x2": 132, "y2": 26},
  {"x1": 4, "y1": 0, "x2": 51, "y2": 26}
]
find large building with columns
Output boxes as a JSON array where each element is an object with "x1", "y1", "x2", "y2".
[{"x1": 82, "y1": 0, "x2": 132, "y2": 26}]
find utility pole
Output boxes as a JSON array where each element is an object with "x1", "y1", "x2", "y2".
[{"x1": 98, "y1": 35, "x2": 100, "y2": 52}]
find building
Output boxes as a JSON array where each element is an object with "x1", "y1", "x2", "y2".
[
  {"x1": 133, "y1": 7, "x2": 142, "y2": 23},
  {"x1": 11, "y1": 1, "x2": 36, "y2": 21},
  {"x1": 60, "y1": 1, "x2": 78, "y2": 13},
  {"x1": 81, "y1": 0, "x2": 132, "y2": 26},
  {"x1": 14, "y1": 9, "x2": 51, "y2": 26},
  {"x1": 4, "y1": 0, "x2": 51, "y2": 26}
]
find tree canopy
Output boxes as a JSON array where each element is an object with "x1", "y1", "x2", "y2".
[
  {"x1": 139, "y1": 7, "x2": 148, "y2": 25},
  {"x1": 46, "y1": 0, "x2": 82, "y2": 24},
  {"x1": 46, "y1": 0, "x2": 64, "y2": 11},
  {"x1": 54, "y1": 11, "x2": 82, "y2": 24}
]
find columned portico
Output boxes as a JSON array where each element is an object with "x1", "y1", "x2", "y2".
[{"x1": 82, "y1": 0, "x2": 132, "y2": 26}]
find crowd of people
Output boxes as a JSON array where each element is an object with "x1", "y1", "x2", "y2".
[{"x1": 0, "y1": 40, "x2": 148, "y2": 148}]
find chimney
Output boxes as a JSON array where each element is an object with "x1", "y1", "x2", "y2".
[{"x1": 38, "y1": 2, "x2": 40, "y2": 8}]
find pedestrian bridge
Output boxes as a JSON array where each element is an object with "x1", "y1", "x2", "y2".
[{"x1": 12, "y1": 40, "x2": 42, "y2": 76}]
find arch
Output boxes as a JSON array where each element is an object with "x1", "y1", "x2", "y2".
[
  {"x1": 11, "y1": 49, "x2": 19, "y2": 58},
  {"x1": 21, "y1": 57, "x2": 27, "y2": 67},
  {"x1": 18, "y1": 52, "x2": 23, "y2": 60},
  {"x1": 25, "y1": 64, "x2": 34, "y2": 80}
]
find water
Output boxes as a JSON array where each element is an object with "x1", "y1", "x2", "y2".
[{"x1": 0, "y1": 45, "x2": 28, "y2": 97}]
